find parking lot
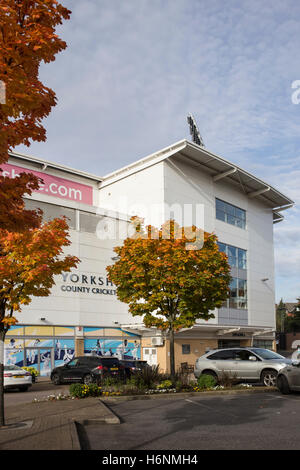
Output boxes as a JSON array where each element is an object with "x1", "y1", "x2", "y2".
[
  {"x1": 4, "y1": 379, "x2": 69, "y2": 407},
  {"x1": 83, "y1": 392, "x2": 300, "y2": 450}
]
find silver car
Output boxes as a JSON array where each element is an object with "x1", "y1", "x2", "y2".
[
  {"x1": 194, "y1": 348, "x2": 292, "y2": 387},
  {"x1": 277, "y1": 361, "x2": 300, "y2": 394}
]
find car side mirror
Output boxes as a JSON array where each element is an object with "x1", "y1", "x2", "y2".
[{"x1": 249, "y1": 356, "x2": 257, "y2": 361}]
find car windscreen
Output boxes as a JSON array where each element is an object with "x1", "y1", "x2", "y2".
[
  {"x1": 250, "y1": 349, "x2": 285, "y2": 360},
  {"x1": 4, "y1": 365, "x2": 22, "y2": 371}
]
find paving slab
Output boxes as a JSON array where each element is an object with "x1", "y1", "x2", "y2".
[{"x1": 0, "y1": 397, "x2": 118, "y2": 450}]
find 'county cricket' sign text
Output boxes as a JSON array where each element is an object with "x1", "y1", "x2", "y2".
[
  {"x1": 1, "y1": 163, "x2": 93, "y2": 205},
  {"x1": 60, "y1": 272, "x2": 117, "y2": 296}
]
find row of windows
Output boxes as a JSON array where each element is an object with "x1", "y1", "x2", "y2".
[
  {"x1": 217, "y1": 242, "x2": 247, "y2": 270},
  {"x1": 25, "y1": 199, "x2": 110, "y2": 234},
  {"x1": 181, "y1": 340, "x2": 273, "y2": 355},
  {"x1": 216, "y1": 198, "x2": 246, "y2": 229}
]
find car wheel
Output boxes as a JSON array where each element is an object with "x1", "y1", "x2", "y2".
[
  {"x1": 261, "y1": 370, "x2": 277, "y2": 387},
  {"x1": 83, "y1": 374, "x2": 93, "y2": 385},
  {"x1": 19, "y1": 386, "x2": 29, "y2": 392},
  {"x1": 277, "y1": 375, "x2": 290, "y2": 394},
  {"x1": 51, "y1": 373, "x2": 61, "y2": 385}
]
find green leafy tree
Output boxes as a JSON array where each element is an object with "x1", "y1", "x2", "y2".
[
  {"x1": 286, "y1": 298, "x2": 300, "y2": 333},
  {"x1": 276, "y1": 298, "x2": 286, "y2": 333},
  {"x1": 107, "y1": 219, "x2": 231, "y2": 376}
]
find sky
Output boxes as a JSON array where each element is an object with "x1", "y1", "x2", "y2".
[{"x1": 15, "y1": 0, "x2": 300, "y2": 303}]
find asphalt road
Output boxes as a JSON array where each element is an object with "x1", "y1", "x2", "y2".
[
  {"x1": 4, "y1": 380, "x2": 69, "y2": 407},
  {"x1": 84, "y1": 392, "x2": 300, "y2": 450}
]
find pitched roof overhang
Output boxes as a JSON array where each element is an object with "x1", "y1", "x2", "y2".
[{"x1": 102, "y1": 140, "x2": 294, "y2": 222}]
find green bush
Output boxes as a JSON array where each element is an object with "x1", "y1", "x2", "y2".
[
  {"x1": 133, "y1": 365, "x2": 160, "y2": 389},
  {"x1": 156, "y1": 380, "x2": 173, "y2": 390},
  {"x1": 197, "y1": 374, "x2": 217, "y2": 389},
  {"x1": 69, "y1": 383, "x2": 102, "y2": 398}
]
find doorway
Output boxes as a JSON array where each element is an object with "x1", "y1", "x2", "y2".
[{"x1": 143, "y1": 348, "x2": 157, "y2": 366}]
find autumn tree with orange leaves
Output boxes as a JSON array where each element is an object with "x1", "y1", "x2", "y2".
[
  {"x1": 0, "y1": 1, "x2": 73, "y2": 427},
  {"x1": 0, "y1": 218, "x2": 79, "y2": 426},
  {"x1": 0, "y1": 0, "x2": 71, "y2": 229},
  {"x1": 107, "y1": 220, "x2": 231, "y2": 376}
]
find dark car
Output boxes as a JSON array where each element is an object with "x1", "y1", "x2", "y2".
[
  {"x1": 120, "y1": 359, "x2": 150, "y2": 378},
  {"x1": 277, "y1": 360, "x2": 300, "y2": 394},
  {"x1": 50, "y1": 356, "x2": 123, "y2": 385}
]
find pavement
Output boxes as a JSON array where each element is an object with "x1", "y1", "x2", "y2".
[
  {"x1": 0, "y1": 396, "x2": 119, "y2": 450},
  {"x1": 0, "y1": 381, "x2": 277, "y2": 450}
]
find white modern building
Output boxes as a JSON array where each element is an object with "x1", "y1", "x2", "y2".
[{"x1": 2, "y1": 139, "x2": 293, "y2": 374}]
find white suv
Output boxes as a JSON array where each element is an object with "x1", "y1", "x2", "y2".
[{"x1": 194, "y1": 348, "x2": 291, "y2": 387}]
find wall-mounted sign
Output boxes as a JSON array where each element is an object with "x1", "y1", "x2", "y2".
[
  {"x1": 1, "y1": 163, "x2": 93, "y2": 205},
  {"x1": 60, "y1": 272, "x2": 117, "y2": 296}
]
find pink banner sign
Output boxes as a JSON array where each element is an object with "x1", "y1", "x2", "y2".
[{"x1": 1, "y1": 163, "x2": 93, "y2": 205}]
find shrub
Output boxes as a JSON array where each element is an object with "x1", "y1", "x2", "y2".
[
  {"x1": 197, "y1": 374, "x2": 217, "y2": 389},
  {"x1": 156, "y1": 380, "x2": 173, "y2": 390},
  {"x1": 218, "y1": 370, "x2": 239, "y2": 387},
  {"x1": 69, "y1": 383, "x2": 102, "y2": 399},
  {"x1": 133, "y1": 365, "x2": 160, "y2": 389}
]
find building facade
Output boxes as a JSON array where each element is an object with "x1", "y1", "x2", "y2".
[{"x1": 2, "y1": 140, "x2": 294, "y2": 374}]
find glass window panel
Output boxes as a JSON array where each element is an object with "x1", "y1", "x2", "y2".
[
  {"x1": 230, "y1": 278, "x2": 238, "y2": 297},
  {"x1": 235, "y1": 218, "x2": 245, "y2": 229},
  {"x1": 25, "y1": 199, "x2": 76, "y2": 230},
  {"x1": 80, "y1": 212, "x2": 109, "y2": 234},
  {"x1": 216, "y1": 209, "x2": 226, "y2": 222},
  {"x1": 226, "y1": 203, "x2": 235, "y2": 215},
  {"x1": 238, "y1": 249, "x2": 247, "y2": 269},
  {"x1": 215, "y1": 199, "x2": 246, "y2": 229},
  {"x1": 228, "y1": 256, "x2": 237, "y2": 268},
  {"x1": 238, "y1": 279, "x2": 247, "y2": 297},
  {"x1": 229, "y1": 297, "x2": 239, "y2": 309},
  {"x1": 218, "y1": 242, "x2": 226, "y2": 253},
  {"x1": 237, "y1": 299, "x2": 247, "y2": 309},
  {"x1": 182, "y1": 344, "x2": 190, "y2": 355},
  {"x1": 227, "y1": 214, "x2": 236, "y2": 226},
  {"x1": 228, "y1": 245, "x2": 237, "y2": 258},
  {"x1": 216, "y1": 199, "x2": 226, "y2": 211},
  {"x1": 235, "y1": 208, "x2": 246, "y2": 220}
]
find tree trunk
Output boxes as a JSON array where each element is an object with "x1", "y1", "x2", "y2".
[
  {"x1": 169, "y1": 328, "x2": 175, "y2": 377},
  {"x1": 0, "y1": 328, "x2": 5, "y2": 427}
]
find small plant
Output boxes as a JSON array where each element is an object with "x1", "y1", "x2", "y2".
[
  {"x1": 69, "y1": 383, "x2": 102, "y2": 399},
  {"x1": 197, "y1": 374, "x2": 217, "y2": 390},
  {"x1": 218, "y1": 370, "x2": 239, "y2": 388},
  {"x1": 133, "y1": 365, "x2": 160, "y2": 389},
  {"x1": 156, "y1": 380, "x2": 173, "y2": 390}
]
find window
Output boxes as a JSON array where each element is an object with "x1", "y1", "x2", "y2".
[
  {"x1": 25, "y1": 199, "x2": 76, "y2": 230},
  {"x1": 222, "y1": 277, "x2": 247, "y2": 309},
  {"x1": 233, "y1": 350, "x2": 256, "y2": 361},
  {"x1": 80, "y1": 211, "x2": 103, "y2": 233},
  {"x1": 216, "y1": 199, "x2": 246, "y2": 229},
  {"x1": 252, "y1": 341, "x2": 274, "y2": 351},
  {"x1": 182, "y1": 344, "x2": 190, "y2": 355},
  {"x1": 218, "y1": 340, "x2": 241, "y2": 349},
  {"x1": 208, "y1": 350, "x2": 235, "y2": 360},
  {"x1": 217, "y1": 242, "x2": 247, "y2": 270}
]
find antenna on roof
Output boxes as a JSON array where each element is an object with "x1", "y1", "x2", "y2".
[{"x1": 187, "y1": 113, "x2": 205, "y2": 147}]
